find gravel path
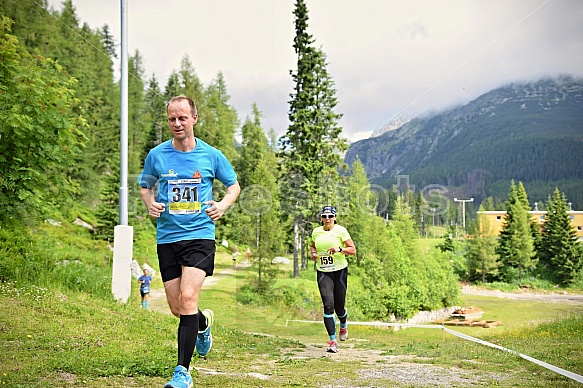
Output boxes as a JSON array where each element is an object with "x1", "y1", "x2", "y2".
[
  {"x1": 148, "y1": 267, "x2": 581, "y2": 386},
  {"x1": 461, "y1": 284, "x2": 583, "y2": 304}
]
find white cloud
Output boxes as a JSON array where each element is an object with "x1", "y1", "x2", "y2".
[{"x1": 46, "y1": 0, "x2": 583, "y2": 142}]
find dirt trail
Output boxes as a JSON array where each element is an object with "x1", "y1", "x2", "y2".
[
  {"x1": 146, "y1": 265, "x2": 582, "y2": 386},
  {"x1": 461, "y1": 284, "x2": 583, "y2": 304}
]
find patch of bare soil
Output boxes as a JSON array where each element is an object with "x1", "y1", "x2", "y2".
[
  {"x1": 324, "y1": 362, "x2": 510, "y2": 387},
  {"x1": 276, "y1": 340, "x2": 511, "y2": 387}
]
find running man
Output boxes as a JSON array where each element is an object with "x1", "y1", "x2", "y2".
[
  {"x1": 138, "y1": 268, "x2": 152, "y2": 309},
  {"x1": 138, "y1": 95, "x2": 240, "y2": 388}
]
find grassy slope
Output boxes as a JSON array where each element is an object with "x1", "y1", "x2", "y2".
[
  {"x1": 2, "y1": 254, "x2": 582, "y2": 387},
  {"x1": 1, "y1": 232, "x2": 582, "y2": 387}
]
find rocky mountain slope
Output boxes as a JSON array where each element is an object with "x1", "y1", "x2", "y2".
[{"x1": 344, "y1": 76, "x2": 583, "y2": 206}]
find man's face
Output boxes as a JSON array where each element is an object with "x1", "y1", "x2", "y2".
[{"x1": 167, "y1": 99, "x2": 198, "y2": 141}]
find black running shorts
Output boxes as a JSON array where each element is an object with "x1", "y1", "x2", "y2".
[{"x1": 157, "y1": 239, "x2": 216, "y2": 282}]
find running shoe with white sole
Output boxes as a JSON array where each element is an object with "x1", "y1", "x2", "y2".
[
  {"x1": 326, "y1": 340, "x2": 338, "y2": 353},
  {"x1": 339, "y1": 327, "x2": 348, "y2": 341},
  {"x1": 196, "y1": 309, "x2": 214, "y2": 356},
  {"x1": 164, "y1": 365, "x2": 193, "y2": 388}
]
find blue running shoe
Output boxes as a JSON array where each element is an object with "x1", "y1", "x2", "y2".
[
  {"x1": 163, "y1": 365, "x2": 192, "y2": 388},
  {"x1": 196, "y1": 309, "x2": 214, "y2": 356}
]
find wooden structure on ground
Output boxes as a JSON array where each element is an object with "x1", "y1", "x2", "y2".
[{"x1": 434, "y1": 306, "x2": 502, "y2": 328}]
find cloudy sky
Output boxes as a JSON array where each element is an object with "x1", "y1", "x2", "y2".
[{"x1": 45, "y1": 0, "x2": 583, "y2": 142}]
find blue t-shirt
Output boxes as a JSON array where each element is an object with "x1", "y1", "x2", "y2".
[
  {"x1": 137, "y1": 138, "x2": 238, "y2": 244},
  {"x1": 138, "y1": 275, "x2": 152, "y2": 292}
]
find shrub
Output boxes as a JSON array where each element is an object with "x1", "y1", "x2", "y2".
[
  {"x1": 236, "y1": 283, "x2": 261, "y2": 305},
  {"x1": 49, "y1": 261, "x2": 111, "y2": 299},
  {"x1": 0, "y1": 221, "x2": 47, "y2": 284}
]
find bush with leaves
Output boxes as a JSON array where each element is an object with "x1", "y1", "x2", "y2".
[
  {"x1": 0, "y1": 219, "x2": 46, "y2": 284},
  {"x1": 0, "y1": 17, "x2": 86, "y2": 220}
]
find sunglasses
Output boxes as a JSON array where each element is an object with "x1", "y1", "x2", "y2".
[{"x1": 321, "y1": 214, "x2": 335, "y2": 219}]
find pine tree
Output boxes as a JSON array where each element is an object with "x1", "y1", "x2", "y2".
[
  {"x1": 94, "y1": 161, "x2": 120, "y2": 241},
  {"x1": 48, "y1": 0, "x2": 119, "y2": 205},
  {"x1": 163, "y1": 55, "x2": 205, "y2": 106},
  {"x1": 537, "y1": 188, "x2": 582, "y2": 286},
  {"x1": 164, "y1": 72, "x2": 182, "y2": 99},
  {"x1": 391, "y1": 195, "x2": 419, "y2": 259},
  {"x1": 235, "y1": 104, "x2": 285, "y2": 290},
  {"x1": 496, "y1": 181, "x2": 536, "y2": 282},
  {"x1": 204, "y1": 72, "x2": 239, "y2": 160},
  {"x1": 94, "y1": 50, "x2": 147, "y2": 239},
  {"x1": 342, "y1": 158, "x2": 374, "y2": 265},
  {"x1": 280, "y1": 0, "x2": 348, "y2": 277},
  {"x1": 414, "y1": 192, "x2": 425, "y2": 237},
  {"x1": 438, "y1": 224, "x2": 457, "y2": 253},
  {"x1": 516, "y1": 181, "x2": 531, "y2": 210},
  {"x1": 142, "y1": 75, "x2": 167, "y2": 158},
  {"x1": 128, "y1": 51, "x2": 148, "y2": 174},
  {"x1": 100, "y1": 24, "x2": 116, "y2": 58},
  {"x1": 481, "y1": 197, "x2": 495, "y2": 211},
  {"x1": 468, "y1": 205, "x2": 499, "y2": 283}
]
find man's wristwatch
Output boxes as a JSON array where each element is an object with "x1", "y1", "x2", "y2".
[{"x1": 338, "y1": 247, "x2": 343, "y2": 253}]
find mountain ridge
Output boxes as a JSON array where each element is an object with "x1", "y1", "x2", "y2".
[{"x1": 344, "y1": 76, "x2": 583, "y2": 207}]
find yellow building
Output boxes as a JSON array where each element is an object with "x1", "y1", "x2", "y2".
[{"x1": 478, "y1": 211, "x2": 583, "y2": 240}]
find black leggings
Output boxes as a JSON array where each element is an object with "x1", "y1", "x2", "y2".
[{"x1": 317, "y1": 268, "x2": 348, "y2": 336}]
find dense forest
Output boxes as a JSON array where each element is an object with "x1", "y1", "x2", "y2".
[{"x1": 0, "y1": 0, "x2": 464, "y2": 320}]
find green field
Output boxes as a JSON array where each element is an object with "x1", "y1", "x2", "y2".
[{"x1": 2, "y1": 251, "x2": 582, "y2": 387}]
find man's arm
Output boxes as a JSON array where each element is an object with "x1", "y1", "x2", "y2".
[
  {"x1": 140, "y1": 187, "x2": 165, "y2": 218},
  {"x1": 204, "y1": 181, "x2": 241, "y2": 221}
]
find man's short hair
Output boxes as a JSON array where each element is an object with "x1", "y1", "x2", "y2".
[{"x1": 167, "y1": 95, "x2": 197, "y2": 116}]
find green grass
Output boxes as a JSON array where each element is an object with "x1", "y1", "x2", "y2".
[
  {"x1": 2, "y1": 221, "x2": 583, "y2": 387},
  {"x1": 416, "y1": 236, "x2": 442, "y2": 254},
  {"x1": 198, "y1": 255, "x2": 583, "y2": 386}
]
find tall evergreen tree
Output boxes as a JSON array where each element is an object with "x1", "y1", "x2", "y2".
[
  {"x1": 391, "y1": 195, "x2": 420, "y2": 261},
  {"x1": 342, "y1": 158, "x2": 375, "y2": 265},
  {"x1": 177, "y1": 55, "x2": 205, "y2": 104},
  {"x1": 127, "y1": 51, "x2": 148, "y2": 174},
  {"x1": 481, "y1": 197, "x2": 495, "y2": 211},
  {"x1": 516, "y1": 181, "x2": 531, "y2": 210},
  {"x1": 94, "y1": 160, "x2": 120, "y2": 241},
  {"x1": 235, "y1": 104, "x2": 285, "y2": 289},
  {"x1": 496, "y1": 181, "x2": 536, "y2": 282},
  {"x1": 4, "y1": 0, "x2": 121, "y2": 208},
  {"x1": 204, "y1": 72, "x2": 239, "y2": 160},
  {"x1": 95, "y1": 50, "x2": 149, "y2": 239},
  {"x1": 413, "y1": 192, "x2": 426, "y2": 237},
  {"x1": 280, "y1": 0, "x2": 348, "y2": 277},
  {"x1": 0, "y1": 0, "x2": 59, "y2": 50},
  {"x1": 142, "y1": 74, "x2": 167, "y2": 158},
  {"x1": 537, "y1": 188, "x2": 582, "y2": 285},
  {"x1": 164, "y1": 72, "x2": 182, "y2": 99},
  {"x1": 163, "y1": 55, "x2": 205, "y2": 107},
  {"x1": 468, "y1": 205, "x2": 499, "y2": 283},
  {"x1": 438, "y1": 224, "x2": 456, "y2": 253},
  {"x1": 47, "y1": 0, "x2": 119, "y2": 206},
  {"x1": 236, "y1": 104, "x2": 266, "y2": 189},
  {"x1": 100, "y1": 24, "x2": 116, "y2": 58}
]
